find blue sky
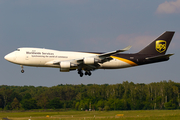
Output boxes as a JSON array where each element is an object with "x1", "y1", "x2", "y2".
[{"x1": 1, "y1": 0, "x2": 180, "y2": 87}]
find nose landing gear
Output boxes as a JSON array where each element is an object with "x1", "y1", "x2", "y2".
[
  {"x1": 20, "y1": 65, "x2": 24, "y2": 73},
  {"x1": 21, "y1": 70, "x2": 24, "y2": 73}
]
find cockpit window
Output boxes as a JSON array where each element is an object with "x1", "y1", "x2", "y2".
[{"x1": 16, "y1": 48, "x2": 20, "y2": 51}]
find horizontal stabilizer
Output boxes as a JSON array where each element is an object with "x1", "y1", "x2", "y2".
[{"x1": 146, "y1": 54, "x2": 174, "y2": 60}]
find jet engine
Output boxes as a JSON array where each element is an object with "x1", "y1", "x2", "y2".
[
  {"x1": 59, "y1": 62, "x2": 77, "y2": 72},
  {"x1": 59, "y1": 62, "x2": 71, "y2": 72},
  {"x1": 83, "y1": 58, "x2": 100, "y2": 64}
]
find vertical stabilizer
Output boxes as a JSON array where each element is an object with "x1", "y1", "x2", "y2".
[{"x1": 138, "y1": 31, "x2": 175, "y2": 55}]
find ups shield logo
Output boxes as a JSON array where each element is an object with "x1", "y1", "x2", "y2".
[{"x1": 156, "y1": 40, "x2": 166, "y2": 53}]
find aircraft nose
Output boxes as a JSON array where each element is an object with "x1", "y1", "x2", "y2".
[{"x1": 4, "y1": 52, "x2": 16, "y2": 62}]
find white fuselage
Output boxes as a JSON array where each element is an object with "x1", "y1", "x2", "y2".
[{"x1": 4, "y1": 48, "x2": 135, "y2": 70}]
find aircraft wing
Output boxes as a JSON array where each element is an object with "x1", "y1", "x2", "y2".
[
  {"x1": 50, "y1": 46, "x2": 131, "y2": 70},
  {"x1": 75, "y1": 46, "x2": 131, "y2": 64},
  {"x1": 98, "y1": 46, "x2": 131, "y2": 58}
]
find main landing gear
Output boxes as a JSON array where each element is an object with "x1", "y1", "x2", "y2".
[
  {"x1": 85, "y1": 71, "x2": 91, "y2": 76},
  {"x1": 20, "y1": 65, "x2": 24, "y2": 73},
  {"x1": 78, "y1": 69, "x2": 83, "y2": 77},
  {"x1": 78, "y1": 69, "x2": 92, "y2": 77}
]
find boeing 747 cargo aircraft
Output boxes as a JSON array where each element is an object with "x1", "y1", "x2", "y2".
[{"x1": 4, "y1": 31, "x2": 174, "y2": 77}]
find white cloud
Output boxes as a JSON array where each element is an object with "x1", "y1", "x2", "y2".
[{"x1": 156, "y1": 0, "x2": 180, "y2": 14}]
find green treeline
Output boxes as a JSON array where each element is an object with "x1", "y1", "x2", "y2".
[{"x1": 0, "y1": 80, "x2": 180, "y2": 111}]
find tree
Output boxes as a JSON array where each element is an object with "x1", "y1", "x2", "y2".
[
  {"x1": 96, "y1": 100, "x2": 105, "y2": 110},
  {"x1": 48, "y1": 98, "x2": 62, "y2": 109},
  {"x1": 23, "y1": 93, "x2": 32, "y2": 100},
  {"x1": 36, "y1": 93, "x2": 49, "y2": 109},
  {"x1": 11, "y1": 97, "x2": 21, "y2": 110},
  {"x1": 75, "y1": 102, "x2": 80, "y2": 110},
  {"x1": 0, "y1": 87, "x2": 13, "y2": 109},
  {"x1": 164, "y1": 100, "x2": 176, "y2": 109},
  {"x1": 0, "y1": 94, "x2": 4, "y2": 109},
  {"x1": 114, "y1": 99, "x2": 125, "y2": 110},
  {"x1": 0, "y1": 80, "x2": 180, "y2": 111},
  {"x1": 21, "y1": 99, "x2": 37, "y2": 110},
  {"x1": 104, "y1": 105, "x2": 110, "y2": 111}
]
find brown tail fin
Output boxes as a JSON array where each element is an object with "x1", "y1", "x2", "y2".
[{"x1": 138, "y1": 31, "x2": 175, "y2": 55}]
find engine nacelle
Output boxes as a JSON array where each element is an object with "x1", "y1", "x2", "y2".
[
  {"x1": 60, "y1": 62, "x2": 71, "y2": 68},
  {"x1": 59, "y1": 62, "x2": 77, "y2": 72},
  {"x1": 59, "y1": 62, "x2": 71, "y2": 72},
  {"x1": 83, "y1": 58, "x2": 100, "y2": 64},
  {"x1": 60, "y1": 68, "x2": 70, "y2": 72}
]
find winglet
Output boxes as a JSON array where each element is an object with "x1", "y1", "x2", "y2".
[{"x1": 118, "y1": 46, "x2": 132, "y2": 52}]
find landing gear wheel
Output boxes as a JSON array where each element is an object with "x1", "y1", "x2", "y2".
[
  {"x1": 85, "y1": 71, "x2": 92, "y2": 76},
  {"x1": 20, "y1": 65, "x2": 24, "y2": 73},
  {"x1": 21, "y1": 70, "x2": 24, "y2": 73},
  {"x1": 88, "y1": 72, "x2": 92, "y2": 76},
  {"x1": 78, "y1": 69, "x2": 84, "y2": 77},
  {"x1": 80, "y1": 73, "x2": 83, "y2": 77}
]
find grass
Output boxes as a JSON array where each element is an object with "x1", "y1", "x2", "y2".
[{"x1": 0, "y1": 110, "x2": 180, "y2": 120}]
